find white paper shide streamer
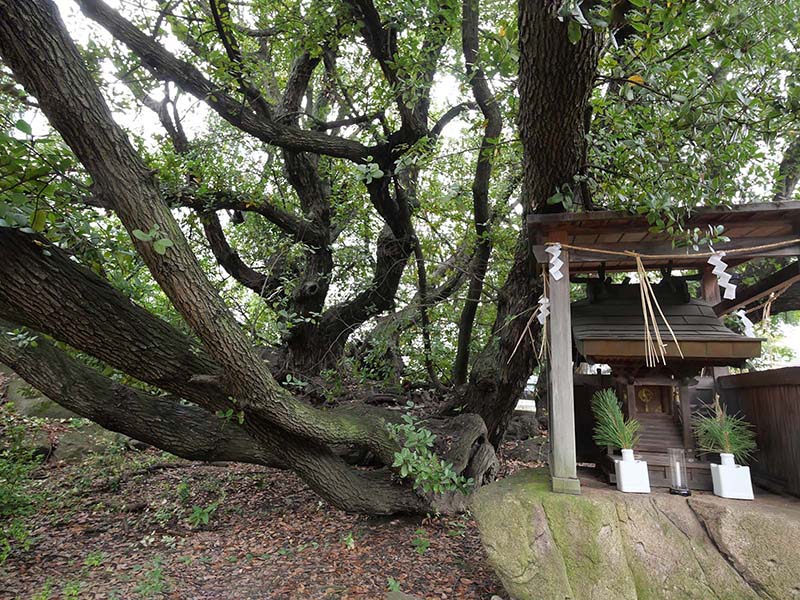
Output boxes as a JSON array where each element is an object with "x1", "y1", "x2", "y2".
[
  {"x1": 707, "y1": 252, "x2": 736, "y2": 300},
  {"x1": 546, "y1": 243, "x2": 564, "y2": 281},
  {"x1": 735, "y1": 309, "x2": 756, "y2": 338},
  {"x1": 536, "y1": 294, "x2": 550, "y2": 325}
]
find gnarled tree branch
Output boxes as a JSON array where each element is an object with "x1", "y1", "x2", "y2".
[
  {"x1": 452, "y1": 0, "x2": 503, "y2": 385},
  {"x1": 74, "y1": 0, "x2": 372, "y2": 161},
  {"x1": 0, "y1": 320, "x2": 282, "y2": 467}
]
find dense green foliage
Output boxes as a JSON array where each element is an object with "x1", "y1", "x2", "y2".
[
  {"x1": 591, "y1": 1, "x2": 800, "y2": 241},
  {"x1": 2, "y1": 0, "x2": 799, "y2": 385},
  {"x1": 590, "y1": 388, "x2": 640, "y2": 450},
  {"x1": 0, "y1": 408, "x2": 40, "y2": 563}
]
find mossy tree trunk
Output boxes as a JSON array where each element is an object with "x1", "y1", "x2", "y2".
[{"x1": 0, "y1": 0, "x2": 600, "y2": 513}]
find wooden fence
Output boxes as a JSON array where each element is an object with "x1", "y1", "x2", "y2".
[{"x1": 718, "y1": 367, "x2": 800, "y2": 497}]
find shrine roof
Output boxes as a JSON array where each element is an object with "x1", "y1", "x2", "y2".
[
  {"x1": 528, "y1": 201, "x2": 800, "y2": 273},
  {"x1": 571, "y1": 284, "x2": 762, "y2": 366}
]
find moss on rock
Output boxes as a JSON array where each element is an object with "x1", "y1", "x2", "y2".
[{"x1": 472, "y1": 468, "x2": 800, "y2": 600}]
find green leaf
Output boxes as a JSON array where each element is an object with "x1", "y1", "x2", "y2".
[
  {"x1": 153, "y1": 238, "x2": 174, "y2": 255},
  {"x1": 567, "y1": 20, "x2": 582, "y2": 44},
  {"x1": 132, "y1": 229, "x2": 151, "y2": 241},
  {"x1": 31, "y1": 209, "x2": 47, "y2": 233},
  {"x1": 14, "y1": 120, "x2": 32, "y2": 135}
]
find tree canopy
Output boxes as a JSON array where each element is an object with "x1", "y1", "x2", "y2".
[{"x1": 0, "y1": 0, "x2": 798, "y2": 514}]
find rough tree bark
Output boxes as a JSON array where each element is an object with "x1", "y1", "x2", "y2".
[
  {"x1": 0, "y1": 320, "x2": 281, "y2": 468},
  {"x1": 0, "y1": 0, "x2": 495, "y2": 515},
  {"x1": 455, "y1": 1, "x2": 602, "y2": 445}
]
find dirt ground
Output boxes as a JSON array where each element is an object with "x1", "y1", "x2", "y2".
[{"x1": 1, "y1": 427, "x2": 544, "y2": 599}]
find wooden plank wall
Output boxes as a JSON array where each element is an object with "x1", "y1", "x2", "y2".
[{"x1": 718, "y1": 367, "x2": 800, "y2": 497}]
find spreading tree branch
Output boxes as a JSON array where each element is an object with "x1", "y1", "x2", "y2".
[
  {"x1": 199, "y1": 211, "x2": 287, "y2": 296},
  {"x1": 74, "y1": 0, "x2": 372, "y2": 161},
  {"x1": 0, "y1": 320, "x2": 282, "y2": 467},
  {"x1": 452, "y1": 0, "x2": 503, "y2": 385}
]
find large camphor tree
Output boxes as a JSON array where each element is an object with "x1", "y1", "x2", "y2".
[{"x1": 0, "y1": 0, "x2": 798, "y2": 514}]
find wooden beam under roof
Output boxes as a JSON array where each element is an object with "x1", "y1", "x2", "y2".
[
  {"x1": 527, "y1": 200, "x2": 800, "y2": 235},
  {"x1": 713, "y1": 261, "x2": 800, "y2": 316},
  {"x1": 531, "y1": 236, "x2": 800, "y2": 273},
  {"x1": 527, "y1": 201, "x2": 800, "y2": 272}
]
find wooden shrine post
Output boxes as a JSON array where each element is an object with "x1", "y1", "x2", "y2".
[
  {"x1": 548, "y1": 230, "x2": 580, "y2": 494},
  {"x1": 701, "y1": 264, "x2": 722, "y2": 305}
]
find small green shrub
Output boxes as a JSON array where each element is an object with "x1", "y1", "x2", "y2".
[
  {"x1": 186, "y1": 502, "x2": 217, "y2": 528},
  {"x1": 693, "y1": 396, "x2": 757, "y2": 463},
  {"x1": 341, "y1": 531, "x2": 355, "y2": 550},
  {"x1": 176, "y1": 480, "x2": 191, "y2": 504},
  {"x1": 0, "y1": 408, "x2": 41, "y2": 563},
  {"x1": 31, "y1": 580, "x2": 54, "y2": 600},
  {"x1": 135, "y1": 556, "x2": 167, "y2": 597},
  {"x1": 83, "y1": 550, "x2": 106, "y2": 568},
  {"x1": 590, "y1": 388, "x2": 640, "y2": 450},
  {"x1": 411, "y1": 529, "x2": 430, "y2": 555},
  {"x1": 62, "y1": 581, "x2": 82, "y2": 600},
  {"x1": 386, "y1": 403, "x2": 473, "y2": 495},
  {"x1": 0, "y1": 410, "x2": 38, "y2": 517}
]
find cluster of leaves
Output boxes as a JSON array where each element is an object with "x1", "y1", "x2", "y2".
[
  {"x1": 0, "y1": 111, "x2": 84, "y2": 236},
  {"x1": 186, "y1": 502, "x2": 218, "y2": 528},
  {"x1": 589, "y1": 0, "x2": 800, "y2": 235},
  {"x1": 411, "y1": 528, "x2": 430, "y2": 555},
  {"x1": 386, "y1": 404, "x2": 473, "y2": 495},
  {"x1": 693, "y1": 395, "x2": 757, "y2": 463},
  {"x1": 131, "y1": 224, "x2": 175, "y2": 256},
  {"x1": 590, "y1": 388, "x2": 641, "y2": 450},
  {"x1": 6, "y1": 329, "x2": 39, "y2": 349}
]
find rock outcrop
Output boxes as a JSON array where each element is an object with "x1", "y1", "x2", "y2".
[
  {"x1": 5, "y1": 377, "x2": 77, "y2": 419},
  {"x1": 3, "y1": 365, "x2": 144, "y2": 462},
  {"x1": 472, "y1": 469, "x2": 800, "y2": 600}
]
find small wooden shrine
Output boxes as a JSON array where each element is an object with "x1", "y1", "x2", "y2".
[
  {"x1": 572, "y1": 278, "x2": 761, "y2": 489},
  {"x1": 527, "y1": 201, "x2": 800, "y2": 494}
]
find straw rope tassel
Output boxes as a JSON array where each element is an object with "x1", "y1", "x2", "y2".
[
  {"x1": 633, "y1": 254, "x2": 684, "y2": 365},
  {"x1": 538, "y1": 271, "x2": 549, "y2": 364},
  {"x1": 639, "y1": 258, "x2": 667, "y2": 364},
  {"x1": 636, "y1": 260, "x2": 655, "y2": 367},
  {"x1": 646, "y1": 272, "x2": 685, "y2": 360}
]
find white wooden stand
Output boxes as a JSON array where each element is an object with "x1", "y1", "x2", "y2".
[
  {"x1": 615, "y1": 449, "x2": 651, "y2": 493},
  {"x1": 711, "y1": 453, "x2": 754, "y2": 500}
]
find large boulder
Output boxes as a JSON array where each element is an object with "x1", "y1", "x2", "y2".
[
  {"x1": 472, "y1": 469, "x2": 800, "y2": 600},
  {"x1": 51, "y1": 422, "x2": 131, "y2": 463},
  {"x1": 5, "y1": 378, "x2": 78, "y2": 419},
  {"x1": 504, "y1": 410, "x2": 540, "y2": 441}
]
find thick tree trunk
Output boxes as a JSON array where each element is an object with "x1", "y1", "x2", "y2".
[
  {"x1": 0, "y1": 322, "x2": 282, "y2": 467},
  {"x1": 0, "y1": 227, "x2": 492, "y2": 514},
  {"x1": 457, "y1": 1, "x2": 601, "y2": 445},
  {"x1": 456, "y1": 236, "x2": 542, "y2": 445}
]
